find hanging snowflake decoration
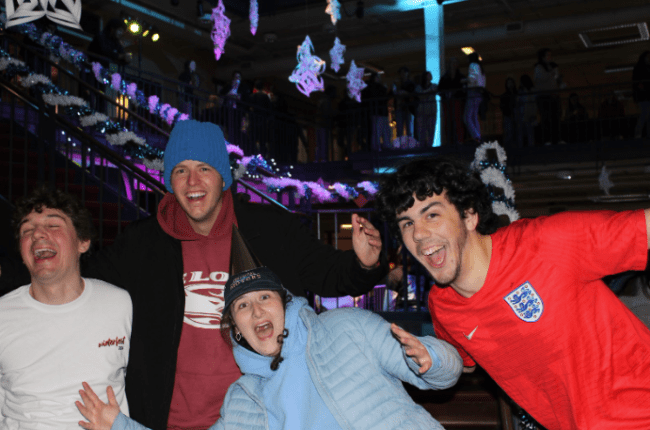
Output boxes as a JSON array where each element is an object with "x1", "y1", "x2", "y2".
[
  {"x1": 325, "y1": 0, "x2": 341, "y2": 25},
  {"x1": 211, "y1": 0, "x2": 231, "y2": 60},
  {"x1": 329, "y1": 37, "x2": 346, "y2": 72},
  {"x1": 249, "y1": 0, "x2": 258, "y2": 35},
  {"x1": 6, "y1": 0, "x2": 82, "y2": 29},
  {"x1": 288, "y1": 35, "x2": 325, "y2": 97},
  {"x1": 346, "y1": 60, "x2": 366, "y2": 102}
]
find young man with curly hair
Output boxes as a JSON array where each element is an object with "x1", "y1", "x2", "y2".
[{"x1": 376, "y1": 156, "x2": 650, "y2": 430}]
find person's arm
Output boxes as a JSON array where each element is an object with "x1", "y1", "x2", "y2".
[
  {"x1": 76, "y1": 383, "x2": 128, "y2": 430},
  {"x1": 467, "y1": 64, "x2": 479, "y2": 88},
  {"x1": 361, "y1": 310, "x2": 462, "y2": 391},
  {"x1": 76, "y1": 383, "x2": 227, "y2": 430},
  {"x1": 390, "y1": 324, "x2": 467, "y2": 379},
  {"x1": 350, "y1": 213, "x2": 382, "y2": 270},
  {"x1": 430, "y1": 304, "x2": 476, "y2": 372},
  {"x1": 239, "y1": 203, "x2": 387, "y2": 298}
]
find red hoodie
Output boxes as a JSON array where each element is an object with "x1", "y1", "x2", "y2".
[{"x1": 157, "y1": 190, "x2": 241, "y2": 430}]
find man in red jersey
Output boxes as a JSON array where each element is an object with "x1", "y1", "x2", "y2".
[{"x1": 376, "y1": 156, "x2": 650, "y2": 430}]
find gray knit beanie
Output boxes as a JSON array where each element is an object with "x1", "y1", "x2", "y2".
[{"x1": 163, "y1": 120, "x2": 233, "y2": 192}]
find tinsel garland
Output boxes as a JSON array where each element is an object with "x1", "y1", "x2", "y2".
[
  {"x1": 3, "y1": 19, "x2": 192, "y2": 128},
  {"x1": 0, "y1": 47, "x2": 162, "y2": 161},
  {"x1": 79, "y1": 112, "x2": 108, "y2": 127},
  {"x1": 470, "y1": 140, "x2": 507, "y2": 171},
  {"x1": 2, "y1": 24, "x2": 382, "y2": 204},
  {"x1": 358, "y1": 181, "x2": 378, "y2": 195},
  {"x1": 472, "y1": 141, "x2": 519, "y2": 223},
  {"x1": 333, "y1": 183, "x2": 358, "y2": 200},
  {"x1": 305, "y1": 181, "x2": 333, "y2": 202},
  {"x1": 105, "y1": 131, "x2": 146, "y2": 147}
]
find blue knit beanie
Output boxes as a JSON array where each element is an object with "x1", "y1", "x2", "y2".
[{"x1": 163, "y1": 120, "x2": 233, "y2": 193}]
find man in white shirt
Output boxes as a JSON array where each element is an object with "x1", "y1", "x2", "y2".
[{"x1": 0, "y1": 187, "x2": 132, "y2": 430}]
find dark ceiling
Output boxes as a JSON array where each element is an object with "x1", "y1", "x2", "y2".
[{"x1": 76, "y1": 0, "x2": 650, "y2": 105}]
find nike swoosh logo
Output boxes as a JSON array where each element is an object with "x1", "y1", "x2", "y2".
[{"x1": 464, "y1": 326, "x2": 478, "y2": 340}]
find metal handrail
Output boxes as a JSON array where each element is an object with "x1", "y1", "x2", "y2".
[
  {"x1": 0, "y1": 77, "x2": 166, "y2": 195},
  {"x1": 3, "y1": 34, "x2": 172, "y2": 138}
]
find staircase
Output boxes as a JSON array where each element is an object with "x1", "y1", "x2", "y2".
[{"x1": 0, "y1": 78, "x2": 166, "y2": 252}]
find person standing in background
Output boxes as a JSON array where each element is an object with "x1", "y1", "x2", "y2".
[
  {"x1": 534, "y1": 48, "x2": 562, "y2": 145},
  {"x1": 633, "y1": 51, "x2": 650, "y2": 139},
  {"x1": 415, "y1": 71, "x2": 438, "y2": 148},
  {"x1": 438, "y1": 58, "x2": 465, "y2": 146},
  {"x1": 464, "y1": 53, "x2": 486, "y2": 144}
]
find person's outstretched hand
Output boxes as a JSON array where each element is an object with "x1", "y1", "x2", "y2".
[
  {"x1": 76, "y1": 382, "x2": 120, "y2": 430},
  {"x1": 351, "y1": 213, "x2": 382, "y2": 269},
  {"x1": 391, "y1": 323, "x2": 432, "y2": 374}
]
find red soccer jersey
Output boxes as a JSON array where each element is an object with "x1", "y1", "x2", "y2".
[{"x1": 429, "y1": 210, "x2": 650, "y2": 430}]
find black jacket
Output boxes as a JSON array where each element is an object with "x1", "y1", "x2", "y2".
[
  {"x1": 79, "y1": 199, "x2": 385, "y2": 430},
  {"x1": 633, "y1": 63, "x2": 650, "y2": 103}
]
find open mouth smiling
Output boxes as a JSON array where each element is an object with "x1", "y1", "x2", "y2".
[
  {"x1": 187, "y1": 192, "x2": 206, "y2": 201},
  {"x1": 33, "y1": 248, "x2": 57, "y2": 260},
  {"x1": 255, "y1": 321, "x2": 274, "y2": 339},
  {"x1": 421, "y1": 244, "x2": 446, "y2": 268}
]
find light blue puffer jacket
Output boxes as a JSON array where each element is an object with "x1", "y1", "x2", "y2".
[{"x1": 112, "y1": 297, "x2": 462, "y2": 430}]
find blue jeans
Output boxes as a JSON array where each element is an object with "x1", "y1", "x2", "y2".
[{"x1": 464, "y1": 90, "x2": 482, "y2": 140}]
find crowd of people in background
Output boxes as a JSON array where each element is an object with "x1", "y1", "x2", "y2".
[{"x1": 64, "y1": 18, "x2": 650, "y2": 161}]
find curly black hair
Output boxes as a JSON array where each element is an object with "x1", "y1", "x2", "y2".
[
  {"x1": 220, "y1": 289, "x2": 292, "y2": 371},
  {"x1": 13, "y1": 186, "x2": 96, "y2": 251},
  {"x1": 376, "y1": 156, "x2": 498, "y2": 239}
]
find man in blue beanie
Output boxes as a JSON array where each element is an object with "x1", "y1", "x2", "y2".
[{"x1": 50, "y1": 120, "x2": 385, "y2": 430}]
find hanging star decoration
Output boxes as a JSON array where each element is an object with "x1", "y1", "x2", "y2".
[
  {"x1": 346, "y1": 60, "x2": 366, "y2": 102},
  {"x1": 325, "y1": 0, "x2": 341, "y2": 25},
  {"x1": 211, "y1": 0, "x2": 231, "y2": 60},
  {"x1": 6, "y1": 0, "x2": 82, "y2": 29},
  {"x1": 2, "y1": 22, "x2": 384, "y2": 204},
  {"x1": 288, "y1": 35, "x2": 326, "y2": 97},
  {"x1": 249, "y1": 0, "x2": 258, "y2": 35},
  {"x1": 329, "y1": 37, "x2": 345, "y2": 72}
]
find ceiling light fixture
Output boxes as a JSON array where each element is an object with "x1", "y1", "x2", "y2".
[
  {"x1": 579, "y1": 23, "x2": 649, "y2": 48},
  {"x1": 128, "y1": 20, "x2": 142, "y2": 35}
]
